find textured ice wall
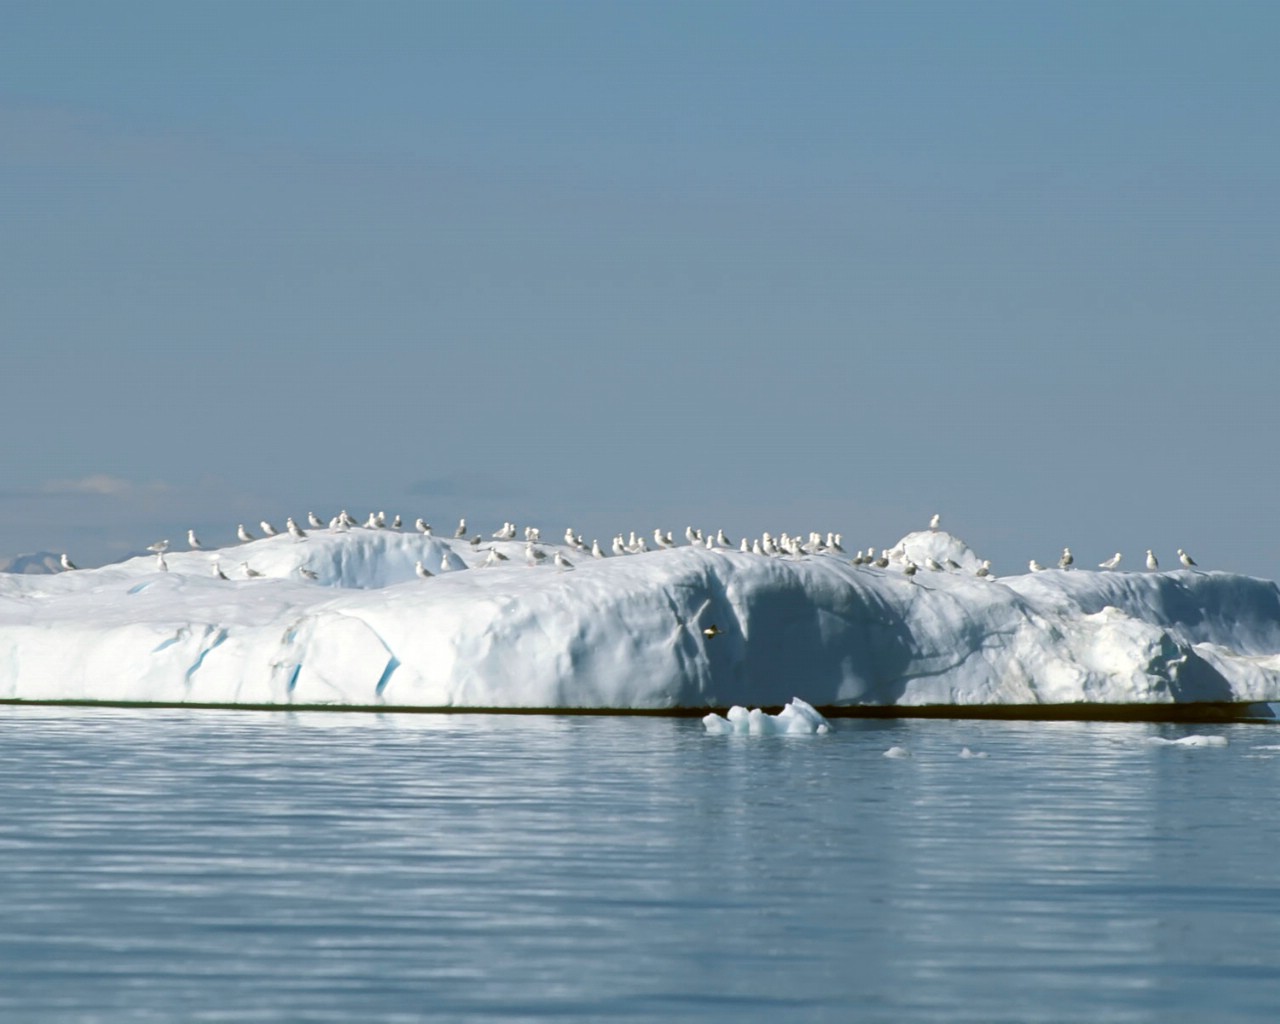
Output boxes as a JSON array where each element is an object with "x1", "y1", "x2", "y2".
[{"x1": 3, "y1": 529, "x2": 1280, "y2": 709}]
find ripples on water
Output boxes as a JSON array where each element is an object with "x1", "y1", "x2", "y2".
[{"x1": 0, "y1": 707, "x2": 1277, "y2": 1022}]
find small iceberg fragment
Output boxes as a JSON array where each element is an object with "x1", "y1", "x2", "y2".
[
  {"x1": 883, "y1": 746, "x2": 911, "y2": 758},
  {"x1": 1145, "y1": 734, "x2": 1228, "y2": 748},
  {"x1": 702, "y1": 697, "x2": 831, "y2": 735}
]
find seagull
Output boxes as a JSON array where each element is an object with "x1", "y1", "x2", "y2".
[
  {"x1": 212, "y1": 561, "x2": 229, "y2": 580},
  {"x1": 904, "y1": 560, "x2": 918, "y2": 580},
  {"x1": 1146, "y1": 550, "x2": 1160, "y2": 571},
  {"x1": 147, "y1": 539, "x2": 169, "y2": 553},
  {"x1": 929, "y1": 513, "x2": 941, "y2": 531},
  {"x1": 297, "y1": 567, "x2": 318, "y2": 580},
  {"x1": 365, "y1": 512, "x2": 381, "y2": 529},
  {"x1": 260, "y1": 521, "x2": 278, "y2": 537},
  {"x1": 554, "y1": 551, "x2": 574, "y2": 572},
  {"x1": 526, "y1": 542, "x2": 547, "y2": 566},
  {"x1": 702, "y1": 624, "x2": 722, "y2": 639},
  {"x1": 391, "y1": 515, "x2": 402, "y2": 530},
  {"x1": 454, "y1": 518, "x2": 467, "y2": 539},
  {"x1": 60, "y1": 553, "x2": 77, "y2": 571},
  {"x1": 1178, "y1": 549, "x2": 1198, "y2": 569},
  {"x1": 1059, "y1": 547, "x2": 1074, "y2": 569},
  {"x1": 945, "y1": 558, "x2": 962, "y2": 571},
  {"x1": 156, "y1": 552, "x2": 168, "y2": 572},
  {"x1": 483, "y1": 546, "x2": 509, "y2": 567},
  {"x1": 874, "y1": 553, "x2": 890, "y2": 569},
  {"x1": 925, "y1": 557, "x2": 943, "y2": 572},
  {"x1": 187, "y1": 530, "x2": 202, "y2": 550},
  {"x1": 440, "y1": 553, "x2": 452, "y2": 573},
  {"x1": 976, "y1": 560, "x2": 991, "y2": 578},
  {"x1": 612, "y1": 536, "x2": 627, "y2": 556},
  {"x1": 415, "y1": 518, "x2": 432, "y2": 535},
  {"x1": 591, "y1": 539, "x2": 606, "y2": 559},
  {"x1": 470, "y1": 535, "x2": 482, "y2": 548},
  {"x1": 237, "y1": 524, "x2": 255, "y2": 543},
  {"x1": 1099, "y1": 552, "x2": 1122, "y2": 570},
  {"x1": 286, "y1": 517, "x2": 307, "y2": 540},
  {"x1": 717, "y1": 529, "x2": 733, "y2": 548},
  {"x1": 415, "y1": 560, "x2": 434, "y2": 579},
  {"x1": 241, "y1": 562, "x2": 263, "y2": 578},
  {"x1": 1029, "y1": 559, "x2": 1046, "y2": 572},
  {"x1": 307, "y1": 512, "x2": 324, "y2": 529}
]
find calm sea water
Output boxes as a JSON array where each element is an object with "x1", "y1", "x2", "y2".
[{"x1": 0, "y1": 706, "x2": 1277, "y2": 1023}]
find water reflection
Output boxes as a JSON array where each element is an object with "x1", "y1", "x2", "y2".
[{"x1": 0, "y1": 708, "x2": 1275, "y2": 1022}]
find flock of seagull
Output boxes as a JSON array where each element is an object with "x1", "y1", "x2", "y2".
[
  {"x1": 1027, "y1": 546, "x2": 1198, "y2": 574},
  {"x1": 54, "y1": 509, "x2": 1203, "y2": 583}
]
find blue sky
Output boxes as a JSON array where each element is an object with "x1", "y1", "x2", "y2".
[{"x1": 3, "y1": 1, "x2": 1278, "y2": 577}]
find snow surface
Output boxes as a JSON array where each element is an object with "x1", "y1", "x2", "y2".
[{"x1": 4, "y1": 526, "x2": 1280, "y2": 711}]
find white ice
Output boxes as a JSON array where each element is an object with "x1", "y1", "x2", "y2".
[
  {"x1": 5, "y1": 526, "x2": 1280, "y2": 711},
  {"x1": 701, "y1": 697, "x2": 831, "y2": 735}
]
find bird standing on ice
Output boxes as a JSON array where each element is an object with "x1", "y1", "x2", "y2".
[
  {"x1": 260, "y1": 521, "x2": 278, "y2": 537},
  {"x1": 237, "y1": 524, "x2": 255, "y2": 543},
  {"x1": 286, "y1": 517, "x2": 307, "y2": 540},
  {"x1": 1178, "y1": 549, "x2": 1198, "y2": 568},
  {"x1": 187, "y1": 530, "x2": 202, "y2": 550},
  {"x1": 1099, "y1": 552, "x2": 1122, "y2": 570},
  {"x1": 929, "y1": 513, "x2": 941, "y2": 531},
  {"x1": 212, "y1": 561, "x2": 229, "y2": 580},
  {"x1": 1059, "y1": 547, "x2": 1073, "y2": 569},
  {"x1": 1029, "y1": 559, "x2": 1046, "y2": 572},
  {"x1": 483, "y1": 546, "x2": 508, "y2": 567},
  {"x1": 307, "y1": 512, "x2": 324, "y2": 529},
  {"x1": 415, "y1": 560, "x2": 434, "y2": 579},
  {"x1": 554, "y1": 551, "x2": 574, "y2": 572},
  {"x1": 155, "y1": 552, "x2": 168, "y2": 572},
  {"x1": 1146, "y1": 550, "x2": 1160, "y2": 571},
  {"x1": 60, "y1": 553, "x2": 77, "y2": 571},
  {"x1": 454, "y1": 518, "x2": 467, "y2": 539},
  {"x1": 148, "y1": 539, "x2": 169, "y2": 553}
]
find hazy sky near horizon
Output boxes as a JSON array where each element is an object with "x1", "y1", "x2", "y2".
[{"x1": 3, "y1": 1, "x2": 1279, "y2": 577}]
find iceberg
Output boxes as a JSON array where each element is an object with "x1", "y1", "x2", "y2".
[
  {"x1": 702, "y1": 697, "x2": 831, "y2": 735},
  {"x1": 3, "y1": 525, "x2": 1280, "y2": 713}
]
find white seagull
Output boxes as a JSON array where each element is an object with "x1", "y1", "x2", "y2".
[
  {"x1": 147, "y1": 539, "x2": 169, "y2": 553},
  {"x1": 554, "y1": 551, "x2": 574, "y2": 572},
  {"x1": 1029, "y1": 559, "x2": 1046, "y2": 572},
  {"x1": 212, "y1": 561, "x2": 229, "y2": 580},
  {"x1": 483, "y1": 546, "x2": 509, "y2": 567},
  {"x1": 260, "y1": 521, "x2": 278, "y2": 537},
  {"x1": 307, "y1": 512, "x2": 325, "y2": 529},
  {"x1": 187, "y1": 529, "x2": 202, "y2": 550},
  {"x1": 415, "y1": 518, "x2": 431, "y2": 534},
  {"x1": 60, "y1": 553, "x2": 77, "y2": 571},
  {"x1": 1099, "y1": 552, "x2": 1122, "y2": 570},
  {"x1": 1059, "y1": 547, "x2": 1074, "y2": 569},
  {"x1": 454, "y1": 518, "x2": 467, "y2": 539},
  {"x1": 929, "y1": 513, "x2": 941, "y2": 531},
  {"x1": 241, "y1": 562, "x2": 263, "y2": 578},
  {"x1": 1146, "y1": 550, "x2": 1160, "y2": 571},
  {"x1": 297, "y1": 567, "x2": 318, "y2": 580},
  {"x1": 286, "y1": 517, "x2": 307, "y2": 540},
  {"x1": 415, "y1": 560, "x2": 434, "y2": 579},
  {"x1": 237, "y1": 524, "x2": 255, "y2": 543},
  {"x1": 156, "y1": 552, "x2": 168, "y2": 572},
  {"x1": 1178, "y1": 549, "x2": 1198, "y2": 568}
]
